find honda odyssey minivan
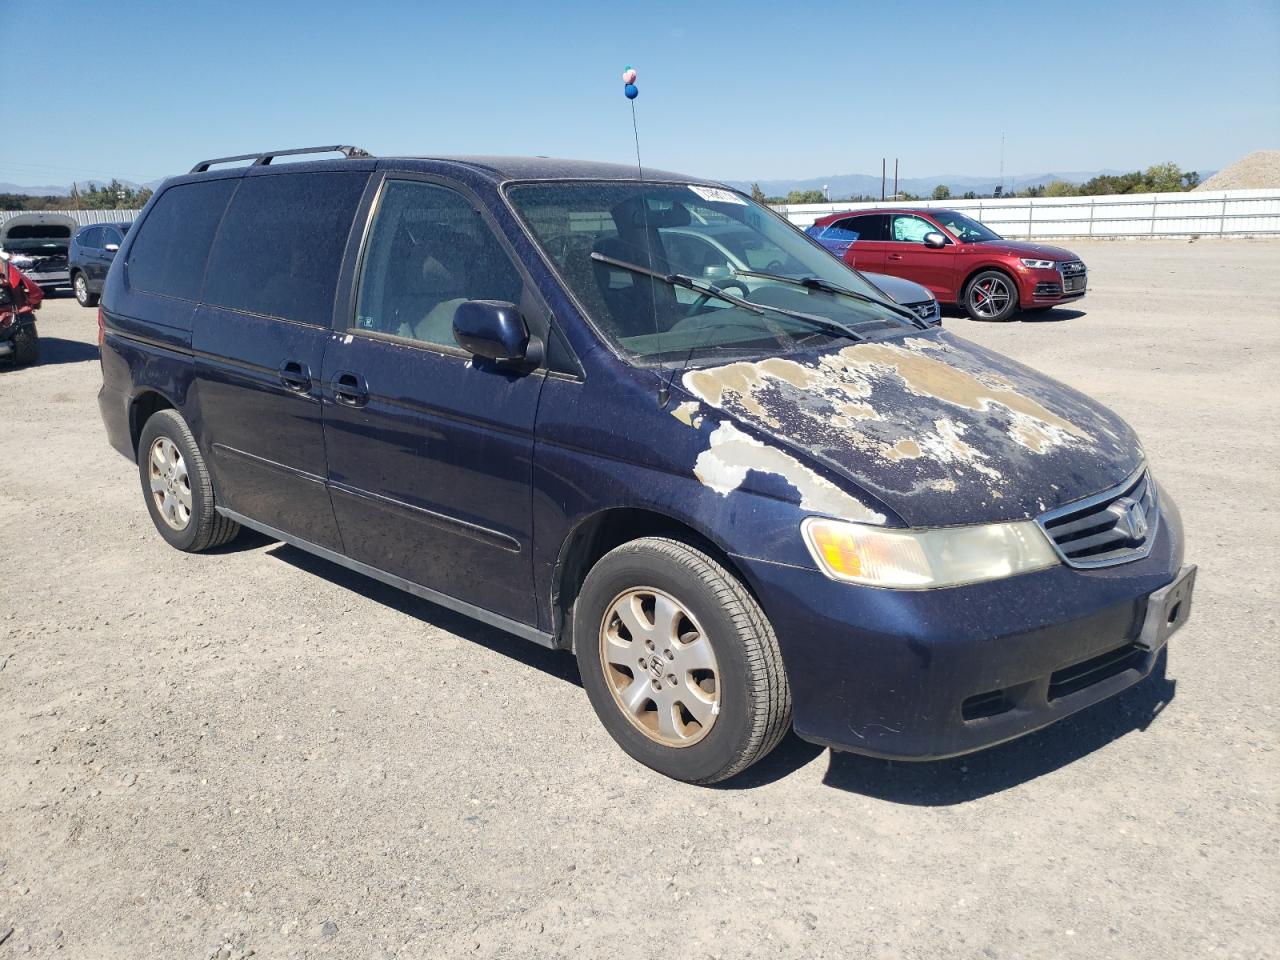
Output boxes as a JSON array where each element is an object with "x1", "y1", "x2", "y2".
[{"x1": 97, "y1": 146, "x2": 1195, "y2": 784}]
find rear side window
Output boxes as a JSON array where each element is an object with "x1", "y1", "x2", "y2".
[
  {"x1": 836, "y1": 215, "x2": 887, "y2": 242},
  {"x1": 203, "y1": 171, "x2": 368, "y2": 325},
  {"x1": 78, "y1": 226, "x2": 102, "y2": 248},
  {"x1": 128, "y1": 180, "x2": 236, "y2": 301}
]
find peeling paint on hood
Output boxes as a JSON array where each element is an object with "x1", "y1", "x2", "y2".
[{"x1": 680, "y1": 330, "x2": 1143, "y2": 526}]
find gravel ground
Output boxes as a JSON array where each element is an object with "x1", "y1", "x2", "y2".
[
  {"x1": 1194, "y1": 150, "x2": 1280, "y2": 191},
  {"x1": 1, "y1": 239, "x2": 1278, "y2": 960}
]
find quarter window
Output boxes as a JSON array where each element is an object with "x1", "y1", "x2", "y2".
[
  {"x1": 354, "y1": 180, "x2": 523, "y2": 349},
  {"x1": 203, "y1": 171, "x2": 369, "y2": 325},
  {"x1": 127, "y1": 179, "x2": 236, "y2": 301}
]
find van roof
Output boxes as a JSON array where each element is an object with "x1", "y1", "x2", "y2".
[{"x1": 185, "y1": 146, "x2": 726, "y2": 189}]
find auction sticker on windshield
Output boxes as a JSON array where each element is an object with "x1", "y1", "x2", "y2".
[{"x1": 688, "y1": 185, "x2": 746, "y2": 205}]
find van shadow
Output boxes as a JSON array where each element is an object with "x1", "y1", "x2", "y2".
[
  {"x1": 38, "y1": 337, "x2": 100, "y2": 365},
  {"x1": 259, "y1": 539, "x2": 583, "y2": 687},
  {"x1": 816, "y1": 654, "x2": 1175, "y2": 805}
]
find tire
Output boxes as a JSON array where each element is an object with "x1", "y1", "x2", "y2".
[
  {"x1": 137, "y1": 409, "x2": 240, "y2": 552},
  {"x1": 12, "y1": 326, "x2": 38, "y2": 366},
  {"x1": 73, "y1": 272, "x2": 98, "y2": 308},
  {"x1": 574, "y1": 537, "x2": 792, "y2": 784},
  {"x1": 963, "y1": 270, "x2": 1019, "y2": 322}
]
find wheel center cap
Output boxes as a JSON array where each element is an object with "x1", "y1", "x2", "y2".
[{"x1": 646, "y1": 656, "x2": 665, "y2": 679}]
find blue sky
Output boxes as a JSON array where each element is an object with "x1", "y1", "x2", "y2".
[{"x1": 3, "y1": 0, "x2": 1277, "y2": 187}]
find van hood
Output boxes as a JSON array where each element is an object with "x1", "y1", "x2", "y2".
[{"x1": 675, "y1": 331, "x2": 1142, "y2": 527}]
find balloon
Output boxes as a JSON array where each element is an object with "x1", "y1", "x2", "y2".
[
  {"x1": 622, "y1": 68, "x2": 637, "y2": 84},
  {"x1": 624, "y1": 83, "x2": 638, "y2": 100}
]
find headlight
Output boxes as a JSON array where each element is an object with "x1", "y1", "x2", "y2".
[
  {"x1": 801, "y1": 517, "x2": 1059, "y2": 589},
  {"x1": 1020, "y1": 258, "x2": 1055, "y2": 270}
]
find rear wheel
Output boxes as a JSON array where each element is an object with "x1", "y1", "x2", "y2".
[
  {"x1": 12, "y1": 326, "x2": 38, "y2": 366},
  {"x1": 137, "y1": 409, "x2": 240, "y2": 552},
  {"x1": 964, "y1": 270, "x2": 1019, "y2": 321},
  {"x1": 73, "y1": 272, "x2": 98, "y2": 308},
  {"x1": 574, "y1": 537, "x2": 791, "y2": 784}
]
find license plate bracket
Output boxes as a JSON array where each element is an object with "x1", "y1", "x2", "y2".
[{"x1": 1137, "y1": 564, "x2": 1196, "y2": 651}]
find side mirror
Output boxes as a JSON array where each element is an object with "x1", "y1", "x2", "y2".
[
  {"x1": 923, "y1": 232, "x2": 947, "y2": 249},
  {"x1": 453, "y1": 300, "x2": 541, "y2": 367},
  {"x1": 702, "y1": 264, "x2": 732, "y2": 280},
  {"x1": 104, "y1": 243, "x2": 119, "y2": 253}
]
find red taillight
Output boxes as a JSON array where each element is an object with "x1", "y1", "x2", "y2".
[{"x1": 97, "y1": 306, "x2": 105, "y2": 346}]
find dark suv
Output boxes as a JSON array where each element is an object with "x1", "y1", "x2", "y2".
[
  {"x1": 97, "y1": 146, "x2": 1195, "y2": 784},
  {"x1": 69, "y1": 222, "x2": 131, "y2": 307}
]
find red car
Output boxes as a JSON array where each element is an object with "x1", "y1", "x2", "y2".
[{"x1": 806, "y1": 207, "x2": 1087, "y2": 322}]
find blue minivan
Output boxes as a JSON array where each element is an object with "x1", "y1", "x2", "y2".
[{"x1": 97, "y1": 146, "x2": 1195, "y2": 783}]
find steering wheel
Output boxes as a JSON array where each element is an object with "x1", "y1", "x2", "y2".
[
  {"x1": 763, "y1": 259, "x2": 786, "y2": 272},
  {"x1": 687, "y1": 278, "x2": 752, "y2": 317}
]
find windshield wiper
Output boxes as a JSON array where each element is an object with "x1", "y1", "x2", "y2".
[
  {"x1": 733, "y1": 269, "x2": 929, "y2": 328},
  {"x1": 589, "y1": 252, "x2": 868, "y2": 342}
]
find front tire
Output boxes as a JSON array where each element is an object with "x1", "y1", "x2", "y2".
[
  {"x1": 964, "y1": 270, "x2": 1019, "y2": 322},
  {"x1": 73, "y1": 272, "x2": 98, "y2": 308},
  {"x1": 137, "y1": 409, "x2": 240, "y2": 552},
  {"x1": 574, "y1": 537, "x2": 791, "y2": 784},
  {"x1": 12, "y1": 326, "x2": 38, "y2": 366}
]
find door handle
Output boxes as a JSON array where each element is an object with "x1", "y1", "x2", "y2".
[
  {"x1": 331, "y1": 371, "x2": 368, "y2": 407},
  {"x1": 888, "y1": 253, "x2": 905, "y2": 261},
  {"x1": 279, "y1": 360, "x2": 312, "y2": 392}
]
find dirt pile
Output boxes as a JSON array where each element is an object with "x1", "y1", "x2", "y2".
[{"x1": 1193, "y1": 150, "x2": 1280, "y2": 190}]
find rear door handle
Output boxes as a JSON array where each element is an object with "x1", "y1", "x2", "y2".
[
  {"x1": 279, "y1": 360, "x2": 312, "y2": 392},
  {"x1": 332, "y1": 371, "x2": 368, "y2": 407},
  {"x1": 888, "y1": 253, "x2": 905, "y2": 261}
]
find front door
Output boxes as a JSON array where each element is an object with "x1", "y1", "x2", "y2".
[
  {"x1": 884, "y1": 213, "x2": 958, "y2": 301},
  {"x1": 321, "y1": 177, "x2": 548, "y2": 626}
]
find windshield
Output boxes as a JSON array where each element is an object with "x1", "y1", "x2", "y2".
[
  {"x1": 506, "y1": 181, "x2": 913, "y2": 364},
  {"x1": 932, "y1": 210, "x2": 1002, "y2": 243}
]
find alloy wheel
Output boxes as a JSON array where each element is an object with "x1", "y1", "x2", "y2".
[
  {"x1": 599, "y1": 587, "x2": 720, "y2": 747},
  {"x1": 148, "y1": 436, "x2": 192, "y2": 530},
  {"x1": 74, "y1": 274, "x2": 88, "y2": 305},
  {"x1": 970, "y1": 276, "x2": 1012, "y2": 318}
]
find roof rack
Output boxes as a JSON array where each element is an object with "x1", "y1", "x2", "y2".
[{"x1": 190, "y1": 145, "x2": 373, "y2": 174}]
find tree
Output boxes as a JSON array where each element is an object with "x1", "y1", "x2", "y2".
[
  {"x1": 931, "y1": 184, "x2": 951, "y2": 200},
  {"x1": 783, "y1": 189, "x2": 826, "y2": 204},
  {"x1": 1044, "y1": 180, "x2": 1078, "y2": 197},
  {"x1": 1183, "y1": 170, "x2": 1201, "y2": 189},
  {"x1": 750, "y1": 182, "x2": 766, "y2": 203},
  {"x1": 962, "y1": 191, "x2": 977, "y2": 200},
  {"x1": 1144, "y1": 162, "x2": 1185, "y2": 193}
]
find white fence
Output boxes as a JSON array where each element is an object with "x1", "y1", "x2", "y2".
[
  {"x1": 6, "y1": 190, "x2": 1280, "y2": 241},
  {"x1": 777, "y1": 189, "x2": 1280, "y2": 238},
  {"x1": 0, "y1": 208, "x2": 141, "y2": 229}
]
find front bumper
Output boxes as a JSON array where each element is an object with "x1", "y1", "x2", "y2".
[
  {"x1": 28, "y1": 270, "x2": 71, "y2": 289},
  {"x1": 733, "y1": 495, "x2": 1187, "y2": 760},
  {"x1": 1019, "y1": 265, "x2": 1087, "y2": 305}
]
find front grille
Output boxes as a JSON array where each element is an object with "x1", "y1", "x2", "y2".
[
  {"x1": 1048, "y1": 643, "x2": 1144, "y2": 701},
  {"x1": 908, "y1": 300, "x2": 940, "y2": 323},
  {"x1": 1059, "y1": 260, "x2": 1086, "y2": 293},
  {"x1": 1037, "y1": 466, "x2": 1158, "y2": 568}
]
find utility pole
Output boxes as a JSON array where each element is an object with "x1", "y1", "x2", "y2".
[
  {"x1": 999, "y1": 131, "x2": 1005, "y2": 196},
  {"x1": 893, "y1": 159, "x2": 899, "y2": 200},
  {"x1": 881, "y1": 158, "x2": 886, "y2": 201}
]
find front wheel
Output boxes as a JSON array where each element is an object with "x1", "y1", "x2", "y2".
[
  {"x1": 73, "y1": 272, "x2": 98, "y2": 308},
  {"x1": 12, "y1": 325, "x2": 38, "y2": 366},
  {"x1": 574, "y1": 537, "x2": 792, "y2": 784},
  {"x1": 964, "y1": 270, "x2": 1019, "y2": 322}
]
